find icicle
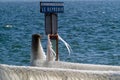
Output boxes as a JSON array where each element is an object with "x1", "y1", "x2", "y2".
[
  {"x1": 58, "y1": 34, "x2": 72, "y2": 55},
  {"x1": 46, "y1": 34, "x2": 56, "y2": 61}
]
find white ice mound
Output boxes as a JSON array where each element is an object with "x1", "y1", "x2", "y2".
[{"x1": 0, "y1": 61, "x2": 120, "y2": 80}]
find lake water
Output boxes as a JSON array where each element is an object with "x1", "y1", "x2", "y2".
[{"x1": 0, "y1": 1, "x2": 120, "y2": 66}]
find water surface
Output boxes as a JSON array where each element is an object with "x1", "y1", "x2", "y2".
[{"x1": 0, "y1": 1, "x2": 120, "y2": 66}]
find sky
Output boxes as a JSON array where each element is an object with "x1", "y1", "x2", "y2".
[
  {"x1": 0, "y1": 0, "x2": 40, "y2": 2},
  {"x1": 0, "y1": 0, "x2": 103, "y2": 1},
  {"x1": 0, "y1": 0, "x2": 116, "y2": 1}
]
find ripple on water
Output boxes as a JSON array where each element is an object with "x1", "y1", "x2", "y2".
[{"x1": 5, "y1": 25, "x2": 13, "y2": 28}]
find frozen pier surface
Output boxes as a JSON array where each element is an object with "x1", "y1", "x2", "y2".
[{"x1": 0, "y1": 61, "x2": 120, "y2": 80}]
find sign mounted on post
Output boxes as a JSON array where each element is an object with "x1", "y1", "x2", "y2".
[
  {"x1": 40, "y1": 1, "x2": 64, "y2": 61},
  {"x1": 40, "y1": 2, "x2": 64, "y2": 13}
]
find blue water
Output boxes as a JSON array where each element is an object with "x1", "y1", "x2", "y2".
[{"x1": 0, "y1": 1, "x2": 120, "y2": 66}]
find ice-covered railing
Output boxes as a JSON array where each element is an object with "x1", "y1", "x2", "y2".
[{"x1": 0, "y1": 62, "x2": 120, "y2": 80}]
